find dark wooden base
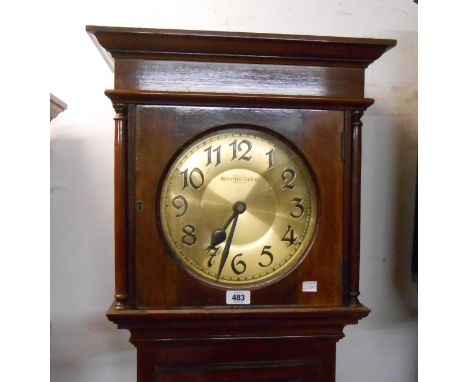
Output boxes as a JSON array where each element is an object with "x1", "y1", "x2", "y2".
[
  {"x1": 137, "y1": 337, "x2": 335, "y2": 381},
  {"x1": 108, "y1": 304, "x2": 369, "y2": 382}
]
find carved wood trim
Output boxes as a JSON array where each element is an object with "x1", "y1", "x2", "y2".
[
  {"x1": 105, "y1": 89, "x2": 374, "y2": 110},
  {"x1": 86, "y1": 25, "x2": 396, "y2": 69},
  {"x1": 107, "y1": 304, "x2": 370, "y2": 341},
  {"x1": 113, "y1": 103, "x2": 129, "y2": 310}
]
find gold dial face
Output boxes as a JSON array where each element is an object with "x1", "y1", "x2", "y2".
[{"x1": 159, "y1": 128, "x2": 318, "y2": 288}]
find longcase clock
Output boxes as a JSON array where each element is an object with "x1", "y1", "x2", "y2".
[{"x1": 87, "y1": 25, "x2": 395, "y2": 382}]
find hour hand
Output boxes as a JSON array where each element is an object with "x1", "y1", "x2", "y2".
[
  {"x1": 206, "y1": 229, "x2": 227, "y2": 250},
  {"x1": 206, "y1": 202, "x2": 246, "y2": 251}
]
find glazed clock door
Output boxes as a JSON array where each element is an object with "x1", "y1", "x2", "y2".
[
  {"x1": 132, "y1": 105, "x2": 345, "y2": 309},
  {"x1": 159, "y1": 128, "x2": 319, "y2": 289}
]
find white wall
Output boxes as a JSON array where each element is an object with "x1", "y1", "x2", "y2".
[{"x1": 50, "y1": 1, "x2": 417, "y2": 381}]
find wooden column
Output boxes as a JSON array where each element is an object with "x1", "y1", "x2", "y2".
[
  {"x1": 113, "y1": 103, "x2": 129, "y2": 310},
  {"x1": 349, "y1": 110, "x2": 363, "y2": 306}
]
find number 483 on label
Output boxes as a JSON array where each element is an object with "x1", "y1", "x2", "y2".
[{"x1": 226, "y1": 290, "x2": 251, "y2": 305}]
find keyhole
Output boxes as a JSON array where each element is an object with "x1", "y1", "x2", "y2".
[{"x1": 137, "y1": 201, "x2": 143, "y2": 211}]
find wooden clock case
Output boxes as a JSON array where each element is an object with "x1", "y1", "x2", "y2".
[{"x1": 87, "y1": 26, "x2": 395, "y2": 382}]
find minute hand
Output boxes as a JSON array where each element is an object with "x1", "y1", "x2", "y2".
[{"x1": 216, "y1": 213, "x2": 239, "y2": 280}]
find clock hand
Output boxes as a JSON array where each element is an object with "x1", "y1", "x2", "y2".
[
  {"x1": 216, "y1": 214, "x2": 239, "y2": 280},
  {"x1": 216, "y1": 201, "x2": 247, "y2": 279},
  {"x1": 207, "y1": 201, "x2": 247, "y2": 250},
  {"x1": 207, "y1": 212, "x2": 235, "y2": 249}
]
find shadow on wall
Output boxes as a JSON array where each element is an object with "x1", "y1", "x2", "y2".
[
  {"x1": 393, "y1": 94, "x2": 418, "y2": 317},
  {"x1": 362, "y1": 81, "x2": 418, "y2": 325}
]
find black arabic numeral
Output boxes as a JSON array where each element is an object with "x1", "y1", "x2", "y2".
[
  {"x1": 182, "y1": 224, "x2": 197, "y2": 246},
  {"x1": 238, "y1": 140, "x2": 252, "y2": 161},
  {"x1": 207, "y1": 246, "x2": 220, "y2": 268},
  {"x1": 181, "y1": 167, "x2": 204, "y2": 190},
  {"x1": 204, "y1": 145, "x2": 221, "y2": 166},
  {"x1": 229, "y1": 140, "x2": 237, "y2": 160},
  {"x1": 281, "y1": 225, "x2": 298, "y2": 247},
  {"x1": 231, "y1": 253, "x2": 246, "y2": 275},
  {"x1": 172, "y1": 195, "x2": 188, "y2": 217},
  {"x1": 266, "y1": 148, "x2": 274, "y2": 169},
  {"x1": 290, "y1": 197, "x2": 305, "y2": 218},
  {"x1": 282, "y1": 168, "x2": 296, "y2": 190},
  {"x1": 258, "y1": 245, "x2": 274, "y2": 267},
  {"x1": 229, "y1": 139, "x2": 252, "y2": 161}
]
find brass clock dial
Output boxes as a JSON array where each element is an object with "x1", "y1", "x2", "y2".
[{"x1": 159, "y1": 128, "x2": 318, "y2": 288}]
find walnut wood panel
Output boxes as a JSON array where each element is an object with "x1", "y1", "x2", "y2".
[
  {"x1": 150, "y1": 360, "x2": 317, "y2": 382},
  {"x1": 115, "y1": 59, "x2": 364, "y2": 97},
  {"x1": 132, "y1": 106, "x2": 344, "y2": 309},
  {"x1": 127, "y1": 105, "x2": 137, "y2": 309},
  {"x1": 87, "y1": 25, "x2": 396, "y2": 69},
  {"x1": 137, "y1": 339, "x2": 326, "y2": 382}
]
